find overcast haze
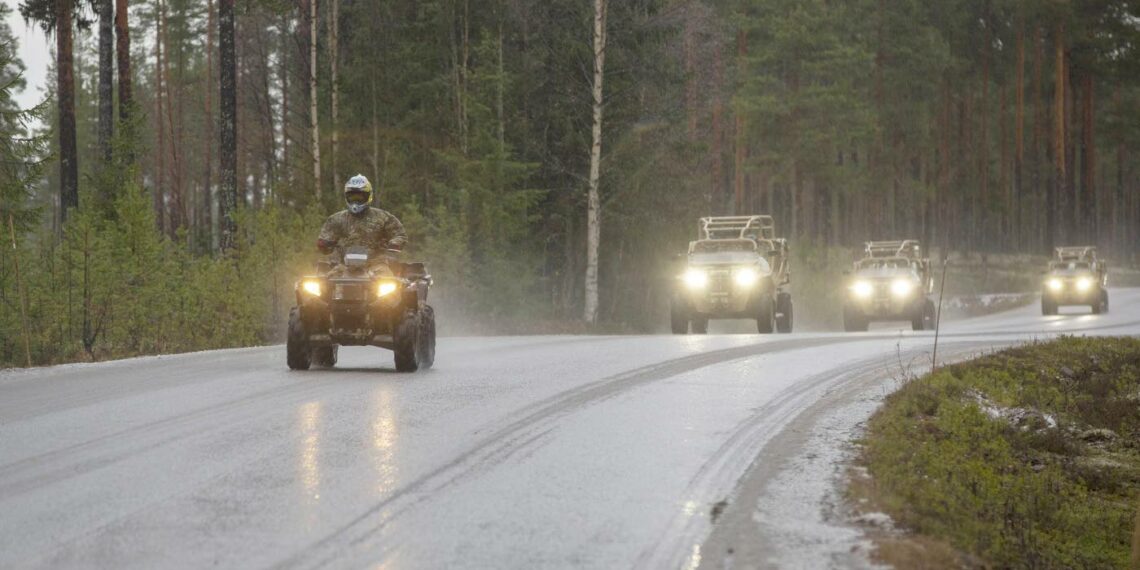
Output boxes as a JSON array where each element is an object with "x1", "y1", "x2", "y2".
[{"x1": 3, "y1": 0, "x2": 49, "y2": 111}]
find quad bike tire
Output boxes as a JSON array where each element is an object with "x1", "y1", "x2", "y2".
[
  {"x1": 1041, "y1": 297, "x2": 1058, "y2": 316},
  {"x1": 691, "y1": 317, "x2": 709, "y2": 334},
  {"x1": 394, "y1": 310, "x2": 422, "y2": 372},
  {"x1": 313, "y1": 345, "x2": 338, "y2": 368},
  {"x1": 286, "y1": 307, "x2": 312, "y2": 370},
  {"x1": 670, "y1": 302, "x2": 689, "y2": 335},
  {"x1": 775, "y1": 292, "x2": 793, "y2": 333},
  {"x1": 756, "y1": 296, "x2": 775, "y2": 334},
  {"x1": 417, "y1": 305, "x2": 437, "y2": 370},
  {"x1": 843, "y1": 306, "x2": 868, "y2": 332}
]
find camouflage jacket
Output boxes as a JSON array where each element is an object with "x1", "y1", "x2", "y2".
[{"x1": 317, "y1": 207, "x2": 407, "y2": 261}]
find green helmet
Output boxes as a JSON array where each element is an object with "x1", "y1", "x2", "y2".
[{"x1": 344, "y1": 174, "x2": 373, "y2": 214}]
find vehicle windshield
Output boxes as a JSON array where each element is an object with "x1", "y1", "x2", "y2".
[
  {"x1": 689, "y1": 251, "x2": 771, "y2": 271},
  {"x1": 854, "y1": 258, "x2": 917, "y2": 278},
  {"x1": 1049, "y1": 261, "x2": 1091, "y2": 274},
  {"x1": 690, "y1": 239, "x2": 756, "y2": 254}
]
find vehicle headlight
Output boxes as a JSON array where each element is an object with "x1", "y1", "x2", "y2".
[
  {"x1": 1046, "y1": 278, "x2": 1063, "y2": 292},
  {"x1": 301, "y1": 280, "x2": 322, "y2": 296},
  {"x1": 734, "y1": 267, "x2": 760, "y2": 287},
  {"x1": 683, "y1": 268, "x2": 708, "y2": 289},
  {"x1": 1076, "y1": 277, "x2": 1092, "y2": 291},
  {"x1": 890, "y1": 279, "x2": 914, "y2": 297},
  {"x1": 377, "y1": 281, "x2": 398, "y2": 297},
  {"x1": 851, "y1": 280, "x2": 873, "y2": 299}
]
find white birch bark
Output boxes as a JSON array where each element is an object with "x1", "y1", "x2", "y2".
[{"x1": 584, "y1": 0, "x2": 607, "y2": 324}]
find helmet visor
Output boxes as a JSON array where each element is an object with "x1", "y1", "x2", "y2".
[{"x1": 345, "y1": 190, "x2": 371, "y2": 206}]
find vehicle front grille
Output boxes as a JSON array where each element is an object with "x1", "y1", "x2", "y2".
[
  {"x1": 332, "y1": 282, "x2": 369, "y2": 301},
  {"x1": 709, "y1": 270, "x2": 732, "y2": 294}
]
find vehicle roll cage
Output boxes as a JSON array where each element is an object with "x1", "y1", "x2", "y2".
[
  {"x1": 864, "y1": 240, "x2": 923, "y2": 260},
  {"x1": 1054, "y1": 246, "x2": 1098, "y2": 263},
  {"x1": 698, "y1": 216, "x2": 776, "y2": 241}
]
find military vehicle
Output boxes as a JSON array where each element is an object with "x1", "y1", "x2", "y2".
[
  {"x1": 1041, "y1": 246, "x2": 1109, "y2": 315},
  {"x1": 670, "y1": 215, "x2": 793, "y2": 334},
  {"x1": 842, "y1": 240, "x2": 935, "y2": 332},
  {"x1": 287, "y1": 246, "x2": 436, "y2": 372}
]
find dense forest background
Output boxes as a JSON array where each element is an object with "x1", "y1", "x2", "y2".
[{"x1": 1, "y1": 0, "x2": 1139, "y2": 366}]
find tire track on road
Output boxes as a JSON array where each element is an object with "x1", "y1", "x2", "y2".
[{"x1": 276, "y1": 334, "x2": 908, "y2": 569}]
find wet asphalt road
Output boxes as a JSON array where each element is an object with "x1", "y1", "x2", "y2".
[{"x1": 3, "y1": 289, "x2": 1139, "y2": 569}]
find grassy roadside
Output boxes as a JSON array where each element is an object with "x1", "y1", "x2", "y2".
[{"x1": 849, "y1": 337, "x2": 1140, "y2": 569}]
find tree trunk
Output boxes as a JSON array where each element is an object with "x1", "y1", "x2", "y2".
[
  {"x1": 203, "y1": 0, "x2": 215, "y2": 251},
  {"x1": 1080, "y1": 73, "x2": 1095, "y2": 243},
  {"x1": 309, "y1": 0, "x2": 321, "y2": 200},
  {"x1": 57, "y1": 0, "x2": 78, "y2": 223},
  {"x1": 583, "y1": 0, "x2": 607, "y2": 324},
  {"x1": 1015, "y1": 24, "x2": 1024, "y2": 250},
  {"x1": 1052, "y1": 23, "x2": 1065, "y2": 249},
  {"x1": 97, "y1": 0, "x2": 113, "y2": 165},
  {"x1": 114, "y1": 0, "x2": 132, "y2": 125},
  {"x1": 711, "y1": 40, "x2": 724, "y2": 214},
  {"x1": 980, "y1": 20, "x2": 990, "y2": 250},
  {"x1": 328, "y1": 0, "x2": 339, "y2": 190},
  {"x1": 219, "y1": 0, "x2": 237, "y2": 250},
  {"x1": 154, "y1": 1, "x2": 166, "y2": 233},
  {"x1": 733, "y1": 29, "x2": 746, "y2": 215}
]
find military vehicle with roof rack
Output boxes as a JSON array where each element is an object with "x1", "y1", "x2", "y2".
[
  {"x1": 670, "y1": 215, "x2": 793, "y2": 334},
  {"x1": 1041, "y1": 246, "x2": 1108, "y2": 315},
  {"x1": 842, "y1": 240, "x2": 935, "y2": 332}
]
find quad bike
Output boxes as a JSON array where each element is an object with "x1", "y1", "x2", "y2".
[{"x1": 287, "y1": 246, "x2": 436, "y2": 372}]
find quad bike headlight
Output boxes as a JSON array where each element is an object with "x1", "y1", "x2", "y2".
[
  {"x1": 683, "y1": 268, "x2": 708, "y2": 289},
  {"x1": 851, "y1": 280, "x2": 873, "y2": 299},
  {"x1": 890, "y1": 279, "x2": 914, "y2": 297},
  {"x1": 301, "y1": 280, "x2": 322, "y2": 296},
  {"x1": 1076, "y1": 277, "x2": 1093, "y2": 291},
  {"x1": 734, "y1": 267, "x2": 760, "y2": 288},
  {"x1": 1047, "y1": 278, "x2": 1063, "y2": 291},
  {"x1": 377, "y1": 280, "x2": 399, "y2": 297}
]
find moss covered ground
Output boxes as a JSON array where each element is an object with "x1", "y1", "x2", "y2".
[{"x1": 851, "y1": 337, "x2": 1140, "y2": 569}]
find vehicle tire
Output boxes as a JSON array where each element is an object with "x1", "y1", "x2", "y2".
[
  {"x1": 670, "y1": 302, "x2": 689, "y2": 335},
  {"x1": 1041, "y1": 297, "x2": 1057, "y2": 316},
  {"x1": 417, "y1": 305, "x2": 437, "y2": 370},
  {"x1": 393, "y1": 310, "x2": 421, "y2": 372},
  {"x1": 923, "y1": 299, "x2": 936, "y2": 330},
  {"x1": 313, "y1": 345, "x2": 338, "y2": 368},
  {"x1": 910, "y1": 302, "x2": 929, "y2": 331},
  {"x1": 691, "y1": 317, "x2": 709, "y2": 335},
  {"x1": 843, "y1": 306, "x2": 867, "y2": 332},
  {"x1": 286, "y1": 307, "x2": 312, "y2": 371},
  {"x1": 756, "y1": 296, "x2": 775, "y2": 334},
  {"x1": 1101, "y1": 290, "x2": 1109, "y2": 314},
  {"x1": 776, "y1": 293, "x2": 793, "y2": 333}
]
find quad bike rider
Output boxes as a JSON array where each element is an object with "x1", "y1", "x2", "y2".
[
  {"x1": 670, "y1": 215, "x2": 793, "y2": 334},
  {"x1": 842, "y1": 240, "x2": 935, "y2": 332},
  {"x1": 287, "y1": 175, "x2": 437, "y2": 372},
  {"x1": 1041, "y1": 246, "x2": 1109, "y2": 315}
]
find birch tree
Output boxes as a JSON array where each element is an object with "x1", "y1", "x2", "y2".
[{"x1": 583, "y1": 0, "x2": 606, "y2": 324}]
